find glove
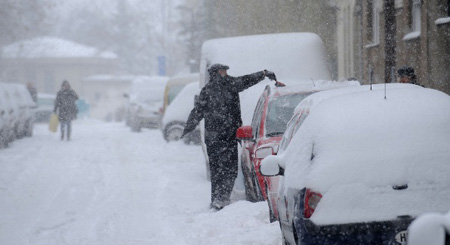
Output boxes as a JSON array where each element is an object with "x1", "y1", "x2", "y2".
[{"x1": 264, "y1": 70, "x2": 277, "y2": 81}]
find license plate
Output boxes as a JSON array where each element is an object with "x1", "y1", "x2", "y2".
[{"x1": 395, "y1": 230, "x2": 408, "y2": 244}]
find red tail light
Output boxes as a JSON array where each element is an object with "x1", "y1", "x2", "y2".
[{"x1": 304, "y1": 189, "x2": 322, "y2": 218}]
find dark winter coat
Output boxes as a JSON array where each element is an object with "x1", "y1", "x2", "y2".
[
  {"x1": 54, "y1": 89, "x2": 79, "y2": 121},
  {"x1": 183, "y1": 71, "x2": 265, "y2": 146}
]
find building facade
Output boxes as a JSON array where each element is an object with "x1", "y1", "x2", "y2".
[
  {"x1": 360, "y1": 0, "x2": 450, "y2": 94},
  {"x1": 0, "y1": 36, "x2": 118, "y2": 96}
]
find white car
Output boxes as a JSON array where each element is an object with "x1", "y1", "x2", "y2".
[
  {"x1": 0, "y1": 82, "x2": 36, "y2": 147},
  {"x1": 9, "y1": 83, "x2": 36, "y2": 137},
  {"x1": 125, "y1": 76, "x2": 169, "y2": 132},
  {"x1": 161, "y1": 81, "x2": 200, "y2": 143},
  {"x1": 261, "y1": 84, "x2": 450, "y2": 244}
]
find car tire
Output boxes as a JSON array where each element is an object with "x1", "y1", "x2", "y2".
[
  {"x1": 164, "y1": 122, "x2": 184, "y2": 142},
  {"x1": 130, "y1": 121, "x2": 141, "y2": 132}
]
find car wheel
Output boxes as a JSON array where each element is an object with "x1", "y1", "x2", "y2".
[
  {"x1": 130, "y1": 121, "x2": 141, "y2": 132},
  {"x1": 164, "y1": 123, "x2": 184, "y2": 142}
]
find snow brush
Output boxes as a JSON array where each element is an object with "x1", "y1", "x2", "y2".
[{"x1": 270, "y1": 73, "x2": 286, "y2": 87}]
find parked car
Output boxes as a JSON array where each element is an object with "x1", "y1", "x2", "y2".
[
  {"x1": 35, "y1": 93, "x2": 56, "y2": 123},
  {"x1": 161, "y1": 81, "x2": 201, "y2": 144},
  {"x1": 0, "y1": 82, "x2": 36, "y2": 147},
  {"x1": 0, "y1": 83, "x2": 18, "y2": 146},
  {"x1": 235, "y1": 81, "x2": 360, "y2": 213},
  {"x1": 260, "y1": 84, "x2": 450, "y2": 244},
  {"x1": 10, "y1": 83, "x2": 36, "y2": 138},
  {"x1": 263, "y1": 83, "x2": 422, "y2": 224},
  {"x1": 125, "y1": 76, "x2": 169, "y2": 132}
]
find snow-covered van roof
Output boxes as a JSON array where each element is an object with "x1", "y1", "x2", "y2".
[
  {"x1": 1, "y1": 36, "x2": 117, "y2": 59},
  {"x1": 199, "y1": 32, "x2": 331, "y2": 87},
  {"x1": 130, "y1": 76, "x2": 169, "y2": 103},
  {"x1": 283, "y1": 86, "x2": 450, "y2": 225}
]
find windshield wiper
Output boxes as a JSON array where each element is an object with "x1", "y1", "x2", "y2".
[{"x1": 266, "y1": 132, "x2": 284, "y2": 137}]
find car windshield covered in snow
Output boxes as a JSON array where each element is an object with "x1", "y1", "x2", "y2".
[{"x1": 265, "y1": 93, "x2": 311, "y2": 137}]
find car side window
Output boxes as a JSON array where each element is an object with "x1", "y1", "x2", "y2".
[{"x1": 279, "y1": 109, "x2": 310, "y2": 152}]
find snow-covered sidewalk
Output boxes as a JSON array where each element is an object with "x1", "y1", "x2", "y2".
[{"x1": 0, "y1": 120, "x2": 281, "y2": 245}]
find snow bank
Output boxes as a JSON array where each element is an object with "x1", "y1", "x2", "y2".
[{"x1": 0, "y1": 121, "x2": 281, "y2": 244}]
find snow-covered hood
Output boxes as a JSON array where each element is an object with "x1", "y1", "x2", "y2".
[{"x1": 283, "y1": 87, "x2": 450, "y2": 225}]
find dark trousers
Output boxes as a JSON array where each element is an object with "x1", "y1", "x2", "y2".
[
  {"x1": 206, "y1": 138, "x2": 238, "y2": 204},
  {"x1": 60, "y1": 120, "x2": 72, "y2": 139}
]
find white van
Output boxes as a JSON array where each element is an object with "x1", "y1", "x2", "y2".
[
  {"x1": 198, "y1": 32, "x2": 332, "y2": 179},
  {"x1": 125, "y1": 76, "x2": 169, "y2": 132}
]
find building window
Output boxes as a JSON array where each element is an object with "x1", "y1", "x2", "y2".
[
  {"x1": 411, "y1": 0, "x2": 421, "y2": 32},
  {"x1": 366, "y1": 0, "x2": 381, "y2": 47},
  {"x1": 435, "y1": 0, "x2": 450, "y2": 25},
  {"x1": 403, "y1": 0, "x2": 422, "y2": 40}
]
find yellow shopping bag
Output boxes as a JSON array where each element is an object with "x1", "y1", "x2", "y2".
[{"x1": 49, "y1": 114, "x2": 59, "y2": 133}]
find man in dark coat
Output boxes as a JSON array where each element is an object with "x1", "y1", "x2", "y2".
[
  {"x1": 181, "y1": 63, "x2": 276, "y2": 210},
  {"x1": 54, "y1": 80, "x2": 79, "y2": 140}
]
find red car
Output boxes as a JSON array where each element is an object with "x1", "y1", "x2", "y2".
[{"x1": 236, "y1": 81, "x2": 360, "y2": 222}]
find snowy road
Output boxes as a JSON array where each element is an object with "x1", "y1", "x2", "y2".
[{"x1": 0, "y1": 120, "x2": 281, "y2": 245}]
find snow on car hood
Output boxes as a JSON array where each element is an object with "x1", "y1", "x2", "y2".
[{"x1": 282, "y1": 87, "x2": 450, "y2": 224}]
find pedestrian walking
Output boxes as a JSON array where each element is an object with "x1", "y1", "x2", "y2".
[
  {"x1": 181, "y1": 63, "x2": 276, "y2": 210},
  {"x1": 54, "y1": 80, "x2": 78, "y2": 141}
]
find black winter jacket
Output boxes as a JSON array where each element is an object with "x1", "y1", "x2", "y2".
[
  {"x1": 183, "y1": 71, "x2": 265, "y2": 145},
  {"x1": 54, "y1": 89, "x2": 79, "y2": 121}
]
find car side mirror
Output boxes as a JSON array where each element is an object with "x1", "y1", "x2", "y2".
[
  {"x1": 260, "y1": 155, "x2": 284, "y2": 176},
  {"x1": 236, "y1": 125, "x2": 253, "y2": 141}
]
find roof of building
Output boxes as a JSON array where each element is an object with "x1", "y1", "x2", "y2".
[{"x1": 1, "y1": 36, "x2": 117, "y2": 59}]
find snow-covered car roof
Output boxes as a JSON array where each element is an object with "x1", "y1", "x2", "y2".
[
  {"x1": 130, "y1": 76, "x2": 169, "y2": 104},
  {"x1": 268, "y1": 80, "x2": 361, "y2": 99},
  {"x1": 162, "y1": 82, "x2": 199, "y2": 126},
  {"x1": 282, "y1": 86, "x2": 450, "y2": 224},
  {"x1": 293, "y1": 83, "x2": 423, "y2": 115}
]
